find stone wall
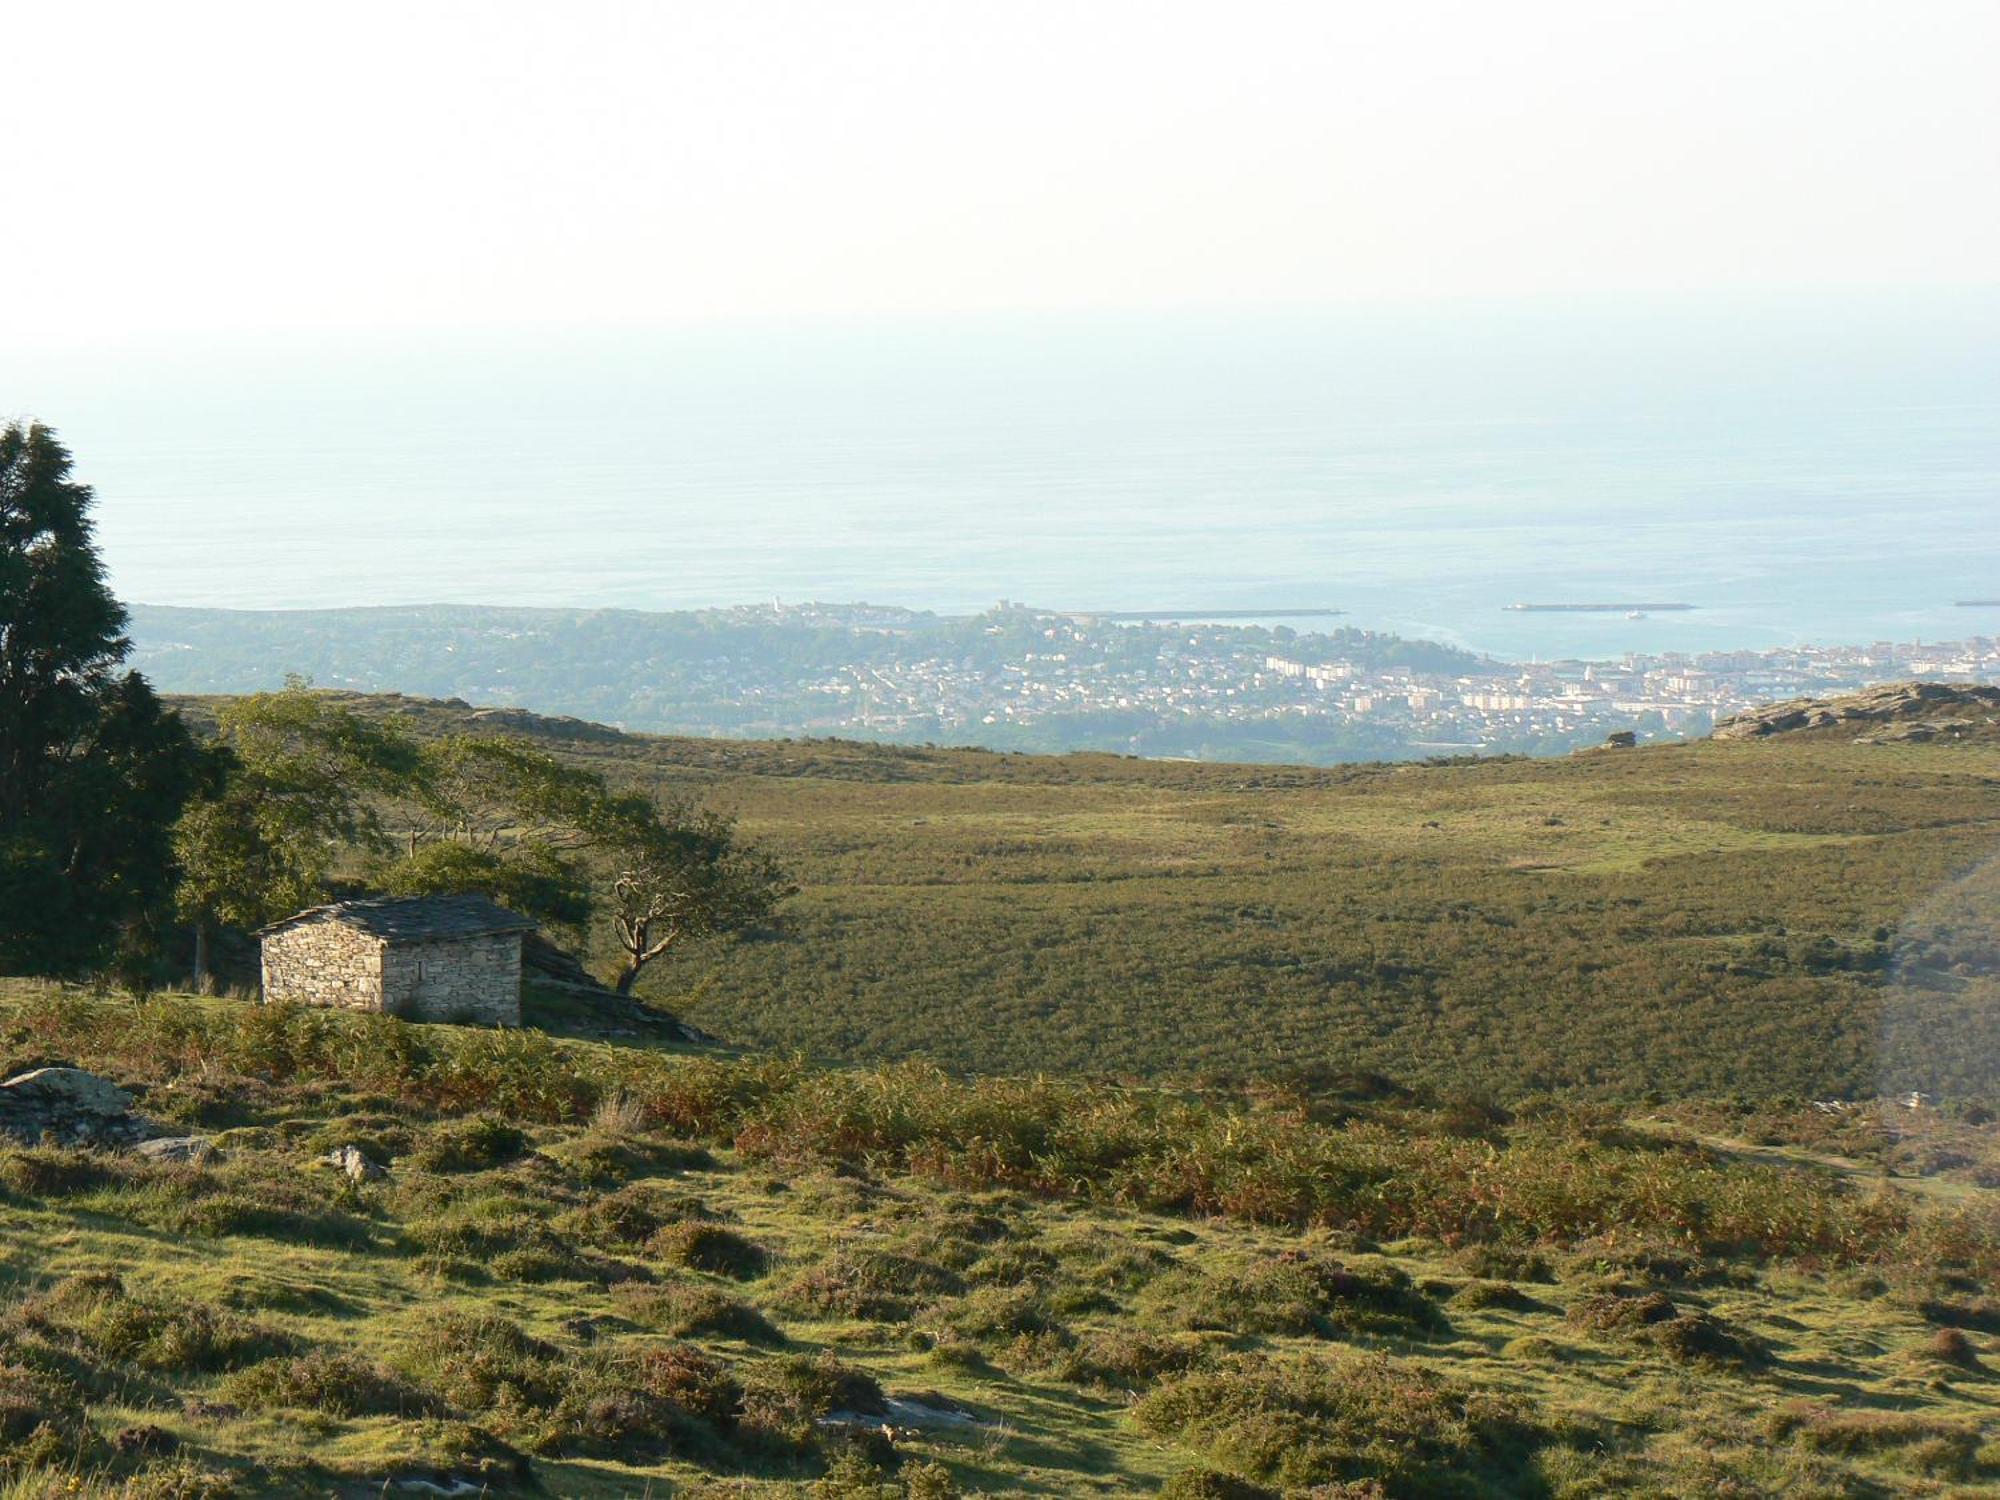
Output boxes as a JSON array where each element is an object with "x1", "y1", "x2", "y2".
[
  {"x1": 261, "y1": 921, "x2": 384, "y2": 1011},
  {"x1": 379, "y1": 932, "x2": 523, "y2": 1026}
]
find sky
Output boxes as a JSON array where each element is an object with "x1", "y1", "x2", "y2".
[{"x1": 3, "y1": 0, "x2": 1995, "y2": 347}]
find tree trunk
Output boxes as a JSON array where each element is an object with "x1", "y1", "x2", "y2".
[
  {"x1": 191, "y1": 922, "x2": 213, "y2": 995},
  {"x1": 614, "y1": 956, "x2": 644, "y2": 996}
]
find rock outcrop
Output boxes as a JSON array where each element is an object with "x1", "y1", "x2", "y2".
[
  {"x1": 1712, "y1": 682, "x2": 2000, "y2": 743},
  {"x1": 0, "y1": 1067, "x2": 146, "y2": 1147}
]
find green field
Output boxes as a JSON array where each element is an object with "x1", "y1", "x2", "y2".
[{"x1": 270, "y1": 697, "x2": 2000, "y2": 1103}]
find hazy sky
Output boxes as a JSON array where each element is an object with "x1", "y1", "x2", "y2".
[{"x1": 5, "y1": 0, "x2": 1995, "y2": 343}]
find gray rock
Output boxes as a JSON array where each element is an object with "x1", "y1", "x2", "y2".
[
  {"x1": 1714, "y1": 682, "x2": 2000, "y2": 742},
  {"x1": 135, "y1": 1135, "x2": 218, "y2": 1164},
  {"x1": 320, "y1": 1145, "x2": 388, "y2": 1182},
  {"x1": 2, "y1": 1067, "x2": 134, "y2": 1116}
]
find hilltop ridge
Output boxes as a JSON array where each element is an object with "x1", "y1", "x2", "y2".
[{"x1": 1713, "y1": 680, "x2": 2000, "y2": 743}]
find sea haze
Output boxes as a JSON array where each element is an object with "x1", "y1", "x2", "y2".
[{"x1": 8, "y1": 293, "x2": 1997, "y2": 660}]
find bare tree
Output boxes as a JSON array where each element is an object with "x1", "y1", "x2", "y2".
[{"x1": 607, "y1": 801, "x2": 792, "y2": 996}]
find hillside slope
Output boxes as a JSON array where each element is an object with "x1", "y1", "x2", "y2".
[
  {"x1": 4, "y1": 986, "x2": 2000, "y2": 1497},
  {"x1": 177, "y1": 692, "x2": 2000, "y2": 1103}
]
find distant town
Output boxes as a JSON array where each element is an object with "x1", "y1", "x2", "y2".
[
  {"x1": 792, "y1": 604, "x2": 2000, "y2": 753},
  {"x1": 130, "y1": 599, "x2": 2000, "y2": 764}
]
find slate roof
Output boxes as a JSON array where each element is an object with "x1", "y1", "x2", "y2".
[{"x1": 257, "y1": 894, "x2": 537, "y2": 942}]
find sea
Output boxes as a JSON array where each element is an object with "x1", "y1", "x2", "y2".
[{"x1": 6, "y1": 292, "x2": 1997, "y2": 662}]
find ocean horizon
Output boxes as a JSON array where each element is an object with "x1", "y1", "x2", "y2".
[{"x1": 8, "y1": 294, "x2": 1997, "y2": 661}]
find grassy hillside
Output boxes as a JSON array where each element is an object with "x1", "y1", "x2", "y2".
[
  {"x1": 192, "y1": 694, "x2": 2000, "y2": 1103},
  {"x1": 5, "y1": 984, "x2": 2000, "y2": 1497}
]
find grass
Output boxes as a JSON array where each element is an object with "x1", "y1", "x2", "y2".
[
  {"x1": 182, "y1": 692, "x2": 2000, "y2": 1102},
  {"x1": 1, "y1": 990, "x2": 1999, "y2": 1494}
]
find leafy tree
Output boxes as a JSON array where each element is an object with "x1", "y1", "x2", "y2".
[
  {"x1": 382, "y1": 732, "x2": 791, "y2": 993},
  {"x1": 0, "y1": 422, "x2": 202, "y2": 978},
  {"x1": 374, "y1": 734, "x2": 612, "y2": 941},
  {"x1": 173, "y1": 683, "x2": 422, "y2": 988},
  {"x1": 407, "y1": 734, "x2": 621, "y2": 851},
  {"x1": 603, "y1": 800, "x2": 792, "y2": 995},
  {"x1": 377, "y1": 839, "x2": 593, "y2": 941}
]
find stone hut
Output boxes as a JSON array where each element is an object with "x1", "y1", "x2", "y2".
[{"x1": 257, "y1": 894, "x2": 535, "y2": 1026}]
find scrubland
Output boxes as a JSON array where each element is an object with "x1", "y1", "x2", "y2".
[
  {"x1": 277, "y1": 697, "x2": 2000, "y2": 1102},
  {"x1": 4, "y1": 985, "x2": 2000, "y2": 1497}
]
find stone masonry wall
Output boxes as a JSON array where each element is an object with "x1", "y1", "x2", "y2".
[
  {"x1": 261, "y1": 921, "x2": 384, "y2": 1011},
  {"x1": 379, "y1": 932, "x2": 523, "y2": 1026}
]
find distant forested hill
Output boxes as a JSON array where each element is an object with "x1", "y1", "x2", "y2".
[{"x1": 129, "y1": 602, "x2": 1492, "y2": 762}]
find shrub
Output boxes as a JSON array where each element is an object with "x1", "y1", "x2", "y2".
[
  {"x1": 1141, "y1": 1253, "x2": 1442, "y2": 1340},
  {"x1": 117, "y1": 1459, "x2": 240, "y2": 1500},
  {"x1": 406, "y1": 1115, "x2": 527, "y2": 1173},
  {"x1": 1134, "y1": 1354, "x2": 1545, "y2": 1493},
  {"x1": 1043, "y1": 1328, "x2": 1203, "y2": 1391},
  {"x1": 611, "y1": 1281, "x2": 783, "y2": 1343},
  {"x1": 158, "y1": 1191, "x2": 371, "y2": 1249},
  {"x1": 1566, "y1": 1291, "x2": 1765, "y2": 1368},
  {"x1": 626, "y1": 1343, "x2": 743, "y2": 1427},
  {"x1": 393, "y1": 1311, "x2": 565, "y2": 1413},
  {"x1": 491, "y1": 1247, "x2": 579, "y2": 1284},
  {"x1": 0, "y1": 1362, "x2": 84, "y2": 1448},
  {"x1": 779, "y1": 1251, "x2": 962, "y2": 1322},
  {"x1": 540, "y1": 1132, "x2": 712, "y2": 1187},
  {"x1": 1451, "y1": 1280, "x2": 1541, "y2": 1312},
  {"x1": 748, "y1": 1351, "x2": 885, "y2": 1420},
  {"x1": 555, "y1": 1183, "x2": 709, "y2": 1251},
  {"x1": 23, "y1": 1274, "x2": 290, "y2": 1374},
  {"x1": 648, "y1": 1222, "x2": 769, "y2": 1280},
  {"x1": 1782, "y1": 1407, "x2": 1982, "y2": 1477},
  {"x1": 1450, "y1": 1243, "x2": 1555, "y2": 1283},
  {"x1": 926, "y1": 1285, "x2": 1064, "y2": 1343},
  {"x1": 0, "y1": 1149, "x2": 130, "y2": 1199},
  {"x1": 1915, "y1": 1296, "x2": 2000, "y2": 1332},
  {"x1": 1928, "y1": 1327, "x2": 1981, "y2": 1367},
  {"x1": 1566, "y1": 1290, "x2": 1677, "y2": 1335},
  {"x1": 1157, "y1": 1472, "x2": 1279, "y2": 1500},
  {"x1": 220, "y1": 1349, "x2": 422, "y2": 1417}
]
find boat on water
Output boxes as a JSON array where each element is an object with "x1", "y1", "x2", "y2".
[{"x1": 1626, "y1": 610, "x2": 1646, "y2": 620}]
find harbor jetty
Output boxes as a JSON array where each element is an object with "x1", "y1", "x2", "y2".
[{"x1": 1505, "y1": 602, "x2": 1696, "y2": 613}]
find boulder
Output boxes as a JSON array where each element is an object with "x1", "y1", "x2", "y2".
[
  {"x1": 135, "y1": 1135, "x2": 218, "y2": 1164},
  {"x1": 320, "y1": 1145, "x2": 389, "y2": 1182},
  {"x1": 1714, "y1": 683, "x2": 2000, "y2": 742},
  {"x1": 0, "y1": 1067, "x2": 149, "y2": 1147},
  {"x1": 2, "y1": 1067, "x2": 134, "y2": 1116}
]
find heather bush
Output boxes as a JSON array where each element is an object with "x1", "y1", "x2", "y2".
[
  {"x1": 1042, "y1": 1327, "x2": 1205, "y2": 1391},
  {"x1": 539, "y1": 1131, "x2": 711, "y2": 1186},
  {"x1": 611, "y1": 1281, "x2": 782, "y2": 1343},
  {"x1": 219, "y1": 1349, "x2": 422, "y2": 1417},
  {"x1": 1566, "y1": 1290, "x2": 1766, "y2": 1369},
  {"x1": 1134, "y1": 1354, "x2": 1545, "y2": 1493},
  {"x1": 1141, "y1": 1253, "x2": 1443, "y2": 1340},
  {"x1": 0, "y1": 1149, "x2": 131, "y2": 1199},
  {"x1": 1157, "y1": 1472, "x2": 1278, "y2": 1500},
  {"x1": 405, "y1": 1114, "x2": 527, "y2": 1173},
  {"x1": 778, "y1": 1250, "x2": 962, "y2": 1322},
  {"x1": 0, "y1": 990, "x2": 1979, "y2": 1273},
  {"x1": 17, "y1": 1274, "x2": 289, "y2": 1374},
  {"x1": 649, "y1": 1221, "x2": 769, "y2": 1280}
]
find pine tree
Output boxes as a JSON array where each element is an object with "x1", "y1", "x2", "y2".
[{"x1": 0, "y1": 421, "x2": 201, "y2": 977}]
